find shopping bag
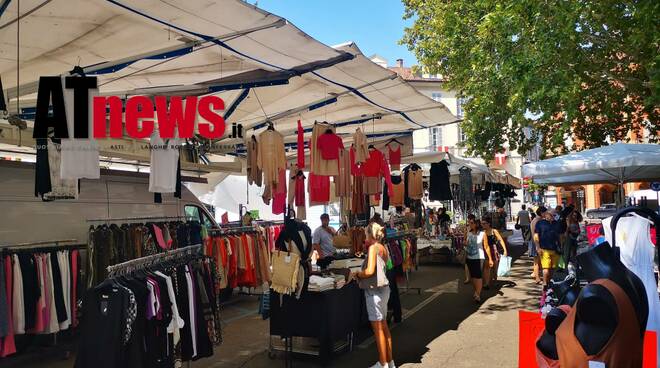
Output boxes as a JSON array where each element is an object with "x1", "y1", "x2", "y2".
[
  {"x1": 557, "y1": 253, "x2": 567, "y2": 270},
  {"x1": 497, "y1": 255, "x2": 512, "y2": 277}
]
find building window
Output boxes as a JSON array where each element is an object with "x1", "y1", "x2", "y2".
[
  {"x1": 429, "y1": 127, "x2": 442, "y2": 149},
  {"x1": 458, "y1": 126, "x2": 467, "y2": 143},
  {"x1": 431, "y1": 92, "x2": 442, "y2": 102},
  {"x1": 456, "y1": 97, "x2": 465, "y2": 118}
]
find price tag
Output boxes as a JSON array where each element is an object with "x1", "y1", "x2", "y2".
[{"x1": 285, "y1": 255, "x2": 291, "y2": 264}]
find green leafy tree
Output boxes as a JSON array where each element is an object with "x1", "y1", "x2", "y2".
[{"x1": 401, "y1": 0, "x2": 659, "y2": 161}]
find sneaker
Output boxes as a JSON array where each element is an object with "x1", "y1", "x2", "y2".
[
  {"x1": 389, "y1": 361, "x2": 397, "y2": 368},
  {"x1": 369, "y1": 363, "x2": 387, "y2": 368}
]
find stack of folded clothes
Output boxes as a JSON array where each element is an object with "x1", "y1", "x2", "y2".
[{"x1": 308, "y1": 275, "x2": 335, "y2": 292}]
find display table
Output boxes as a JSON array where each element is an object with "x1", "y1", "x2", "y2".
[{"x1": 270, "y1": 282, "x2": 364, "y2": 365}]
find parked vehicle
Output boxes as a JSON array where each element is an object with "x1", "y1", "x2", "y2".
[
  {"x1": 0, "y1": 161, "x2": 217, "y2": 245},
  {"x1": 585, "y1": 203, "x2": 617, "y2": 219}
]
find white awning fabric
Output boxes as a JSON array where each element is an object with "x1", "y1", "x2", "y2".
[
  {"x1": 522, "y1": 143, "x2": 660, "y2": 185},
  {"x1": 1, "y1": 0, "x2": 457, "y2": 146}
]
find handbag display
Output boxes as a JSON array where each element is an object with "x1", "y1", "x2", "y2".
[{"x1": 270, "y1": 250, "x2": 300, "y2": 295}]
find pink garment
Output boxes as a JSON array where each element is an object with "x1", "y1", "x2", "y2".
[
  {"x1": 272, "y1": 169, "x2": 287, "y2": 215},
  {"x1": 153, "y1": 224, "x2": 169, "y2": 250},
  {"x1": 297, "y1": 120, "x2": 305, "y2": 169},
  {"x1": 1, "y1": 256, "x2": 16, "y2": 357},
  {"x1": 71, "y1": 250, "x2": 78, "y2": 327}
]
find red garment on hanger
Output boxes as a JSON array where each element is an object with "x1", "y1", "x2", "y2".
[
  {"x1": 349, "y1": 146, "x2": 362, "y2": 176},
  {"x1": 388, "y1": 145, "x2": 401, "y2": 167},
  {"x1": 309, "y1": 173, "x2": 330, "y2": 203},
  {"x1": 228, "y1": 237, "x2": 239, "y2": 289},
  {"x1": 1, "y1": 256, "x2": 16, "y2": 357},
  {"x1": 362, "y1": 149, "x2": 393, "y2": 193},
  {"x1": 297, "y1": 120, "x2": 305, "y2": 169},
  {"x1": 317, "y1": 132, "x2": 344, "y2": 160},
  {"x1": 295, "y1": 173, "x2": 306, "y2": 207},
  {"x1": 272, "y1": 169, "x2": 287, "y2": 215}
]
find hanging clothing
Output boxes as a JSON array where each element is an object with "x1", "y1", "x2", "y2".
[
  {"x1": 458, "y1": 166, "x2": 474, "y2": 202},
  {"x1": 60, "y1": 76, "x2": 100, "y2": 180},
  {"x1": 317, "y1": 131, "x2": 344, "y2": 160},
  {"x1": 429, "y1": 161, "x2": 453, "y2": 201},
  {"x1": 335, "y1": 148, "x2": 352, "y2": 198},
  {"x1": 1, "y1": 256, "x2": 16, "y2": 357},
  {"x1": 603, "y1": 216, "x2": 660, "y2": 357},
  {"x1": 246, "y1": 135, "x2": 262, "y2": 187},
  {"x1": 403, "y1": 164, "x2": 424, "y2": 202},
  {"x1": 310, "y1": 123, "x2": 339, "y2": 176},
  {"x1": 308, "y1": 173, "x2": 330, "y2": 205},
  {"x1": 351, "y1": 175, "x2": 366, "y2": 215},
  {"x1": 382, "y1": 175, "x2": 404, "y2": 210},
  {"x1": 149, "y1": 131, "x2": 181, "y2": 193},
  {"x1": 353, "y1": 128, "x2": 368, "y2": 163},
  {"x1": 0, "y1": 257, "x2": 8, "y2": 338},
  {"x1": 349, "y1": 146, "x2": 362, "y2": 176},
  {"x1": 34, "y1": 138, "x2": 52, "y2": 200},
  {"x1": 272, "y1": 169, "x2": 287, "y2": 215},
  {"x1": 257, "y1": 129, "x2": 287, "y2": 189},
  {"x1": 362, "y1": 149, "x2": 393, "y2": 194},
  {"x1": 44, "y1": 140, "x2": 77, "y2": 200},
  {"x1": 297, "y1": 120, "x2": 305, "y2": 169},
  {"x1": 387, "y1": 144, "x2": 401, "y2": 170},
  {"x1": 287, "y1": 164, "x2": 306, "y2": 220}
]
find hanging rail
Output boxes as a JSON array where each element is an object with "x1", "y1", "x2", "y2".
[
  {"x1": 107, "y1": 244, "x2": 203, "y2": 276},
  {"x1": 0, "y1": 239, "x2": 79, "y2": 249},
  {"x1": 87, "y1": 215, "x2": 189, "y2": 223}
]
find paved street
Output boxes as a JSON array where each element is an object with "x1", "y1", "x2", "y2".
[{"x1": 5, "y1": 244, "x2": 539, "y2": 368}]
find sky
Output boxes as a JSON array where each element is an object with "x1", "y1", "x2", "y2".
[{"x1": 255, "y1": 0, "x2": 418, "y2": 68}]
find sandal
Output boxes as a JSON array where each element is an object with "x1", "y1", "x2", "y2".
[{"x1": 473, "y1": 294, "x2": 481, "y2": 303}]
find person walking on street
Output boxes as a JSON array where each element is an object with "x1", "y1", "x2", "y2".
[
  {"x1": 463, "y1": 214, "x2": 477, "y2": 284},
  {"x1": 517, "y1": 204, "x2": 532, "y2": 243},
  {"x1": 481, "y1": 217, "x2": 508, "y2": 288},
  {"x1": 465, "y1": 217, "x2": 485, "y2": 302},
  {"x1": 352, "y1": 223, "x2": 395, "y2": 368},
  {"x1": 529, "y1": 207, "x2": 546, "y2": 284},
  {"x1": 534, "y1": 209, "x2": 562, "y2": 287},
  {"x1": 565, "y1": 209, "x2": 581, "y2": 264}
]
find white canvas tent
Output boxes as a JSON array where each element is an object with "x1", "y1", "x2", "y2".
[
  {"x1": 0, "y1": 0, "x2": 460, "y2": 206},
  {"x1": 522, "y1": 143, "x2": 660, "y2": 205}
]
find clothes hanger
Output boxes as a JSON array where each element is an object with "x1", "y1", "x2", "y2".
[
  {"x1": 386, "y1": 137, "x2": 403, "y2": 146},
  {"x1": 266, "y1": 121, "x2": 275, "y2": 131},
  {"x1": 629, "y1": 212, "x2": 654, "y2": 225}
]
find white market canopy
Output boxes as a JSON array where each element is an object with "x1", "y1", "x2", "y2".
[
  {"x1": 0, "y1": 0, "x2": 458, "y2": 164},
  {"x1": 522, "y1": 143, "x2": 660, "y2": 185}
]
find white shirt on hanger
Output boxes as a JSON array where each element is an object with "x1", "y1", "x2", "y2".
[
  {"x1": 60, "y1": 76, "x2": 100, "y2": 180},
  {"x1": 149, "y1": 130, "x2": 181, "y2": 193},
  {"x1": 155, "y1": 271, "x2": 185, "y2": 345},
  {"x1": 12, "y1": 255, "x2": 25, "y2": 334}
]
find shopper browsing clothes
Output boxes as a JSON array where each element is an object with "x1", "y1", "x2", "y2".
[
  {"x1": 352, "y1": 222, "x2": 395, "y2": 368},
  {"x1": 312, "y1": 213, "x2": 336, "y2": 258},
  {"x1": 534, "y1": 209, "x2": 562, "y2": 287},
  {"x1": 465, "y1": 216, "x2": 485, "y2": 302},
  {"x1": 481, "y1": 217, "x2": 508, "y2": 288}
]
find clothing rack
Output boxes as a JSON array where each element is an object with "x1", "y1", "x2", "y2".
[
  {"x1": 106, "y1": 244, "x2": 203, "y2": 277},
  {"x1": 385, "y1": 233, "x2": 421, "y2": 295},
  {"x1": 87, "y1": 215, "x2": 189, "y2": 223},
  {"x1": 0, "y1": 239, "x2": 83, "y2": 250}
]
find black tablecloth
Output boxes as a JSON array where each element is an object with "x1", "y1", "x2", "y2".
[{"x1": 270, "y1": 282, "x2": 364, "y2": 360}]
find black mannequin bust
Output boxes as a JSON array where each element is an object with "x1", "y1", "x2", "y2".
[{"x1": 537, "y1": 241, "x2": 648, "y2": 358}]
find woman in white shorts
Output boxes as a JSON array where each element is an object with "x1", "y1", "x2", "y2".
[{"x1": 352, "y1": 222, "x2": 395, "y2": 368}]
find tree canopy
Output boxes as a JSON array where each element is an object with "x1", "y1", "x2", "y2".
[{"x1": 401, "y1": 0, "x2": 659, "y2": 161}]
